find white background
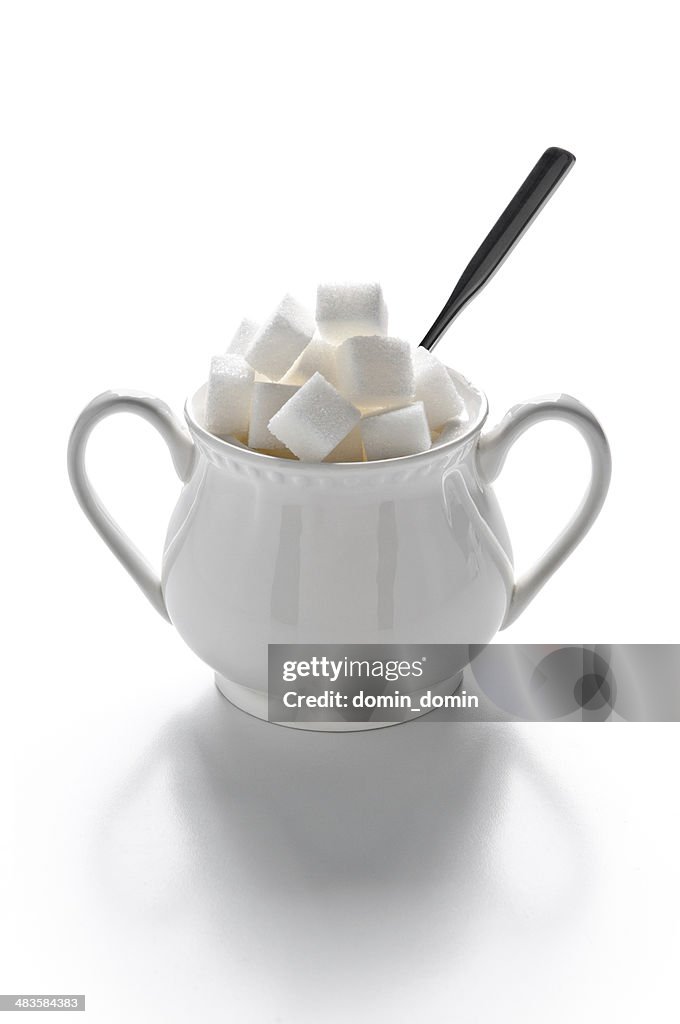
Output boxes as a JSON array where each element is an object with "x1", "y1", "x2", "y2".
[{"x1": 1, "y1": 1, "x2": 678, "y2": 1022}]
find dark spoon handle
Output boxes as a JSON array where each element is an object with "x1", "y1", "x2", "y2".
[{"x1": 420, "y1": 146, "x2": 576, "y2": 351}]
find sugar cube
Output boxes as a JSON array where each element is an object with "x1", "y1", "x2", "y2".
[
  {"x1": 316, "y1": 282, "x2": 388, "y2": 343},
  {"x1": 248, "y1": 382, "x2": 298, "y2": 451},
  {"x1": 360, "y1": 402, "x2": 431, "y2": 461},
  {"x1": 335, "y1": 335, "x2": 415, "y2": 412},
  {"x1": 325, "y1": 425, "x2": 364, "y2": 463},
  {"x1": 282, "y1": 335, "x2": 338, "y2": 388},
  {"x1": 205, "y1": 355, "x2": 254, "y2": 439},
  {"x1": 226, "y1": 318, "x2": 259, "y2": 357},
  {"x1": 268, "y1": 372, "x2": 361, "y2": 462},
  {"x1": 413, "y1": 347, "x2": 465, "y2": 429},
  {"x1": 245, "y1": 294, "x2": 315, "y2": 380},
  {"x1": 436, "y1": 417, "x2": 469, "y2": 447},
  {"x1": 222, "y1": 435, "x2": 251, "y2": 451}
]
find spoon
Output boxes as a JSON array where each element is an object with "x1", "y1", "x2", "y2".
[{"x1": 420, "y1": 146, "x2": 575, "y2": 351}]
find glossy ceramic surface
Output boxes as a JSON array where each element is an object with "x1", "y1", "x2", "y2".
[{"x1": 67, "y1": 372, "x2": 611, "y2": 728}]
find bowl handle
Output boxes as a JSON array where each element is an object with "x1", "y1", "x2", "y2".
[
  {"x1": 67, "y1": 390, "x2": 196, "y2": 621},
  {"x1": 475, "y1": 394, "x2": 611, "y2": 629}
]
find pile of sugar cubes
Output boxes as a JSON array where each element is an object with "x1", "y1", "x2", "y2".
[{"x1": 204, "y1": 283, "x2": 465, "y2": 462}]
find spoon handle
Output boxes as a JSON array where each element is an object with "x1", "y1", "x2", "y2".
[{"x1": 420, "y1": 146, "x2": 576, "y2": 351}]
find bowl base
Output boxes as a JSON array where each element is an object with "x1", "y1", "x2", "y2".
[{"x1": 214, "y1": 672, "x2": 465, "y2": 732}]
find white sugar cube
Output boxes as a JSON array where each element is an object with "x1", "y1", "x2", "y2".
[
  {"x1": 436, "y1": 417, "x2": 469, "y2": 447},
  {"x1": 245, "y1": 294, "x2": 315, "y2": 380},
  {"x1": 282, "y1": 335, "x2": 338, "y2": 388},
  {"x1": 248, "y1": 382, "x2": 298, "y2": 451},
  {"x1": 226, "y1": 318, "x2": 259, "y2": 357},
  {"x1": 325, "y1": 425, "x2": 364, "y2": 463},
  {"x1": 268, "y1": 372, "x2": 361, "y2": 462},
  {"x1": 316, "y1": 282, "x2": 388, "y2": 344},
  {"x1": 414, "y1": 348, "x2": 465, "y2": 429},
  {"x1": 335, "y1": 335, "x2": 415, "y2": 412},
  {"x1": 205, "y1": 355, "x2": 254, "y2": 439},
  {"x1": 222, "y1": 435, "x2": 251, "y2": 451},
  {"x1": 361, "y1": 402, "x2": 431, "y2": 461}
]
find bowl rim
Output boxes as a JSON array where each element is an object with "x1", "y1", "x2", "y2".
[{"x1": 184, "y1": 369, "x2": 489, "y2": 472}]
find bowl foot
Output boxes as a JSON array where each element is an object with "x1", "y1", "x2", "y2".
[{"x1": 214, "y1": 671, "x2": 465, "y2": 733}]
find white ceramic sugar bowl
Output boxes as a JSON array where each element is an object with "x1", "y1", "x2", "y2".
[{"x1": 68, "y1": 372, "x2": 611, "y2": 725}]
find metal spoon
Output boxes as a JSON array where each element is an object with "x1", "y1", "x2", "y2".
[{"x1": 420, "y1": 146, "x2": 575, "y2": 351}]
